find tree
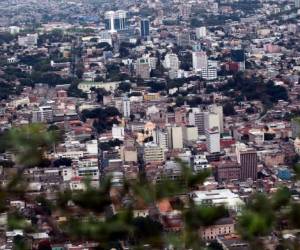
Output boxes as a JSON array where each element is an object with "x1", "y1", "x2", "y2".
[
  {"x1": 53, "y1": 158, "x2": 72, "y2": 167},
  {"x1": 118, "y1": 82, "x2": 131, "y2": 92},
  {"x1": 223, "y1": 103, "x2": 236, "y2": 116}
]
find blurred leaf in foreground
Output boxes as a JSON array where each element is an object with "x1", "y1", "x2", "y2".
[{"x1": 0, "y1": 124, "x2": 60, "y2": 167}]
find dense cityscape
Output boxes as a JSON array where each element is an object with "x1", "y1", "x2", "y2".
[{"x1": 1, "y1": 0, "x2": 300, "y2": 249}]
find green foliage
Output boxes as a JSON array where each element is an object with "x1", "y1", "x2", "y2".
[
  {"x1": 82, "y1": 107, "x2": 121, "y2": 133},
  {"x1": 0, "y1": 124, "x2": 59, "y2": 166},
  {"x1": 99, "y1": 139, "x2": 123, "y2": 151},
  {"x1": 4, "y1": 124, "x2": 300, "y2": 249},
  {"x1": 219, "y1": 73, "x2": 288, "y2": 107}
]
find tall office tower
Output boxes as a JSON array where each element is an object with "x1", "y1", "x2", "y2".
[
  {"x1": 204, "y1": 112, "x2": 220, "y2": 132},
  {"x1": 176, "y1": 29, "x2": 190, "y2": 47},
  {"x1": 296, "y1": 0, "x2": 300, "y2": 8},
  {"x1": 136, "y1": 58, "x2": 150, "y2": 79},
  {"x1": 153, "y1": 128, "x2": 169, "y2": 150},
  {"x1": 231, "y1": 49, "x2": 246, "y2": 71},
  {"x1": 209, "y1": 104, "x2": 224, "y2": 133},
  {"x1": 104, "y1": 10, "x2": 128, "y2": 32},
  {"x1": 192, "y1": 51, "x2": 208, "y2": 72},
  {"x1": 163, "y1": 53, "x2": 180, "y2": 71},
  {"x1": 196, "y1": 26, "x2": 207, "y2": 39},
  {"x1": 201, "y1": 65, "x2": 218, "y2": 80},
  {"x1": 292, "y1": 118, "x2": 300, "y2": 138},
  {"x1": 166, "y1": 126, "x2": 183, "y2": 149},
  {"x1": 140, "y1": 18, "x2": 150, "y2": 37},
  {"x1": 122, "y1": 96, "x2": 131, "y2": 118},
  {"x1": 236, "y1": 143, "x2": 258, "y2": 181},
  {"x1": 143, "y1": 143, "x2": 165, "y2": 163},
  {"x1": 32, "y1": 106, "x2": 53, "y2": 123},
  {"x1": 206, "y1": 127, "x2": 220, "y2": 154},
  {"x1": 189, "y1": 110, "x2": 208, "y2": 135},
  {"x1": 179, "y1": 4, "x2": 191, "y2": 20}
]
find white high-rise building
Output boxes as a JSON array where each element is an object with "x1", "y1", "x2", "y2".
[
  {"x1": 104, "y1": 10, "x2": 128, "y2": 33},
  {"x1": 112, "y1": 124, "x2": 125, "y2": 140},
  {"x1": 204, "y1": 112, "x2": 220, "y2": 132},
  {"x1": 164, "y1": 53, "x2": 180, "y2": 71},
  {"x1": 196, "y1": 27, "x2": 207, "y2": 39},
  {"x1": 153, "y1": 128, "x2": 168, "y2": 150},
  {"x1": 166, "y1": 126, "x2": 183, "y2": 149},
  {"x1": 182, "y1": 126, "x2": 198, "y2": 143},
  {"x1": 209, "y1": 105, "x2": 224, "y2": 133},
  {"x1": 192, "y1": 51, "x2": 207, "y2": 72},
  {"x1": 202, "y1": 65, "x2": 217, "y2": 80},
  {"x1": 296, "y1": 0, "x2": 300, "y2": 8},
  {"x1": 122, "y1": 96, "x2": 131, "y2": 118},
  {"x1": 206, "y1": 127, "x2": 220, "y2": 153}
]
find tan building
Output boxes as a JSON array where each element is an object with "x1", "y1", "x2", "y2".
[
  {"x1": 182, "y1": 126, "x2": 198, "y2": 143},
  {"x1": 200, "y1": 217, "x2": 235, "y2": 240},
  {"x1": 143, "y1": 92, "x2": 160, "y2": 101},
  {"x1": 122, "y1": 146, "x2": 138, "y2": 163},
  {"x1": 143, "y1": 143, "x2": 165, "y2": 163}
]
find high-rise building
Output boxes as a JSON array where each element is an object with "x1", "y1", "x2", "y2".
[
  {"x1": 296, "y1": 0, "x2": 300, "y2": 8},
  {"x1": 143, "y1": 143, "x2": 165, "y2": 163},
  {"x1": 231, "y1": 49, "x2": 245, "y2": 71},
  {"x1": 182, "y1": 126, "x2": 198, "y2": 144},
  {"x1": 140, "y1": 18, "x2": 150, "y2": 38},
  {"x1": 196, "y1": 27, "x2": 207, "y2": 39},
  {"x1": 179, "y1": 4, "x2": 191, "y2": 20},
  {"x1": 204, "y1": 112, "x2": 220, "y2": 132},
  {"x1": 122, "y1": 96, "x2": 131, "y2": 118},
  {"x1": 153, "y1": 128, "x2": 169, "y2": 150},
  {"x1": 176, "y1": 29, "x2": 190, "y2": 47},
  {"x1": 206, "y1": 127, "x2": 220, "y2": 153},
  {"x1": 165, "y1": 126, "x2": 183, "y2": 149},
  {"x1": 163, "y1": 53, "x2": 180, "y2": 71},
  {"x1": 192, "y1": 51, "x2": 208, "y2": 72},
  {"x1": 104, "y1": 10, "x2": 128, "y2": 32},
  {"x1": 292, "y1": 118, "x2": 300, "y2": 138},
  {"x1": 236, "y1": 143, "x2": 258, "y2": 181},
  {"x1": 136, "y1": 58, "x2": 150, "y2": 79},
  {"x1": 189, "y1": 110, "x2": 208, "y2": 135},
  {"x1": 208, "y1": 105, "x2": 224, "y2": 133},
  {"x1": 32, "y1": 106, "x2": 53, "y2": 123},
  {"x1": 201, "y1": 65, "x2": 217, "y2": 80}
]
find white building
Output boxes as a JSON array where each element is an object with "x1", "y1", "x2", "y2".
[
  {"x1": 122, "y1": 96, "x2": 131, "y2": 118},
  {"x1": 193, "y1": 155, "x2": 210, "y2": 172},
  {"x1": 204, "y1": 112, "x2": 220, "y2": 132},
  {"x1": 208, "y1": 105, "x2": 223, "y2": 133},
  {"x1": 112, "y1": 124, "x2": 125, "y2": 140},
  {"x1": 18, "y1": 33, "x2": 38, "y2": 47},
  {"x1": 153, "y1": 128, "x2": 169, "y2": 150},
  {"x1": 164, "y1": 53, "x2": 180, "y2": 71},
  {"x1": 86, "y1": 140, "x2": 98, "y2": 155},
  {"x1": 192, "y1": 51, "x2": 207, "y2": 72},
  {"x1": 190, "y1": 189, "x2": 244, "y2": 211},
  {"x1": 196, "y1": 26, "x2": 207, "y2": 39},
  {"x1": 104, "y1": 10, "x2": 128, "y2": 32},
  {"x1": 78, "y1": 81, "x2": 119, "y2": 93},
  {"x1": 9, "y1": 26, "x2": 20, "y2": 35},
  {"x1": 202, "y1": 63, "x2": 217, "y2": 80},
  {"x1": 182, "y1": 126, "x2": 198, "y2": 143},
  {"x1": 206, "y1": 127, "x2": 220, "y2": 153}
]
